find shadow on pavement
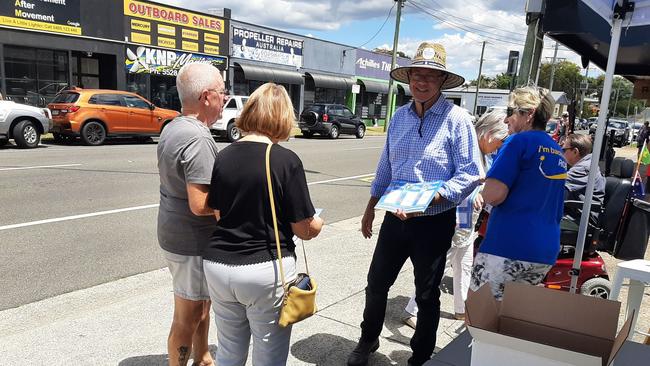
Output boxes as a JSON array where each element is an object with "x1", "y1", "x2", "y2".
[
  {"x1": 291, "y1": 333, "x2": 411, "y2": 365},
  {"x1": 118, "y1": 344, "x2": 217, "y2": 366}
]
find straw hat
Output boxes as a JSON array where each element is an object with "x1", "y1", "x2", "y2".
[{"x1": 390, "y1": 42, "x2": 465, "y2": 90}]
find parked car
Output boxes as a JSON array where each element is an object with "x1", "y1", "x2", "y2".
[
  {"x1": 48, "y1": 88, "x2": 179, "y2": 146},
  {"x1": 630, "y1": 121, "x2": 643, "y2": 142},
  {"x1": 210, "y1": 95, "x2": 248, "y2": 142},
  {"x1": 605, "y1": 119, "x2": 630, "y2": 147},
  {"x1": 299, "y1": 104, "x2": 366, "y2": 139},
  {"x1": 0, "y1": 100, "x2": 51, "y2": 148}
]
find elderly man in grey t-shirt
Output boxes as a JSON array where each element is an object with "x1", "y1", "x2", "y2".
[{"x1": 157, "y1": 62, "x2": 228, "y2": 366}]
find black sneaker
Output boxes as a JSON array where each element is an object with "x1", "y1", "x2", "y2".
[{"x1": 347, "y1": 338, "x2": 380, "y2": 366}]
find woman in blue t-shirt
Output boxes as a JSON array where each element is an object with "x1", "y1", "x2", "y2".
[{"x1": 470, "y1": 86, "x2": 567, "y2": 300}]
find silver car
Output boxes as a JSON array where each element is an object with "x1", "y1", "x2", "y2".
[{"x1": 0, "y1": 101, "x2": 52, "y2": 148}]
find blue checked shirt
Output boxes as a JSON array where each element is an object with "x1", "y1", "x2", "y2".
[{"x1": 371, "y1": 97, "x2": 483, "y2": 215}]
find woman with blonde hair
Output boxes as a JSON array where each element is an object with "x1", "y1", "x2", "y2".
[
  {"x1": 470, "y1": 86, "x2": 567, "y2": 300},
  {"x1": 203, "y1": 83, "x2": 324, "y2": 365}
]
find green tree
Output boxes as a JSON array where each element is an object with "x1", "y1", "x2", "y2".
[
  {"x1": 537, "y1": 60, "x2": 582, "y2": 100},
  {"x1": 468, "y1": 75, "x2": 495, "y2": 88},
  {"x1": 584, "y1": 75, "x2": 645, "y2": 118},
  {"x1": 372, "y1": 48, "x2": 410, "y2": 59},
  {"x1": 494, "y1": 73, "x2": 513, "y2": 89}
]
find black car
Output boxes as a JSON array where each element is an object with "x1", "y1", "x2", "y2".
[{"x1": 299, "y1": 104, "x2": 366, "y2": 139}]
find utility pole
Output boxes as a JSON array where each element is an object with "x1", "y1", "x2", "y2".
[
  {"x1": 548, "y1": 42, "x2": 559, "y2": 91},
  {"x1": 578, "y1": 66, "x2": 590, "y2": 119},
  {"x1": 473, "y1": 41, "x2": 486, "y2": 116},
  {"x1": 517, "y1": 3, "x2": 544, "y2": 85},
  {"x1": 385, "y1": 0, "x2": 403, "y2": 132},
  {"x1": 626, "y1": 92, "x2": 633, "y2": 120},
  {"x1": 613, "y1": 85, "x2": 621, "y2": 116}
]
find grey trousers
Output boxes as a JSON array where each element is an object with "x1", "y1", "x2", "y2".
[{"x1": 203, "y1": 257, "x2": 297, "y2": 366}]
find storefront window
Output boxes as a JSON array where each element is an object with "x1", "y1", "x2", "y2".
[
  {"x1": 314, "y1": 87, "x2": 346, "y2": 104},
  {"x1": 4, "y1": 45, "x2": 68, "y2": 106}
]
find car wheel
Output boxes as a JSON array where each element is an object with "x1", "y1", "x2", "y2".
[
  {"x1": 12, "y1": 119, "x2": 40, "y2": 148},
  {"x1": 355, "y1": 124, "x2": 366, "y2": 139},
  {"x1": 81, "y1": 121, "x2": 106, "y2": 146},
  {"x1": 580, "y1": 277, "x2": 611, "y2": 299},
  {"x1": 329, "y1": 125, "x2": 340, "y2": 139},
  {"x1": 227, "y1": 122, "x2": 241, "y2": 142},
  {"x1": 302, "y1": 131, "x2": 313, "y2": 138}
]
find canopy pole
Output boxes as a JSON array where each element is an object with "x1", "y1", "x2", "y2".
[{"x1": 569, "y1": 12, "x2": 624, "y2": 294}]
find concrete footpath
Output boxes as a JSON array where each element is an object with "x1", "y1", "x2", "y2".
[{"x1": 0, "y1": 213, "x2": 647, "y2": 365}]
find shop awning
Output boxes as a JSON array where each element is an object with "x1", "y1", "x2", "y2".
[
  {"x1": 304, "y1": 72, "x2": 355, "y2": 90},
  {"x1": 397, "y1": 83, "x2": 412, "y2": 96},
  {"x1": 357, "y1": 79, "x2": 389, "y2": 94},
  {"x1": 235, "y1": 62, "x2": 304, "y2": 85}
]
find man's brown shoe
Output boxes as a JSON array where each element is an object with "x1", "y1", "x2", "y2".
[{"x1": 347, "y1": 338, "x2": 379, "y2": 366}]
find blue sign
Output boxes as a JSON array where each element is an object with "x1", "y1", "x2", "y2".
[{"x1": 355, "y1": 49, "x2": 411, "y2": 80}]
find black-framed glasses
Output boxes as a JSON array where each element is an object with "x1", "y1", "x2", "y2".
[
  {"x1": 506, "y1": 107, "x2": 530, "y2": 117},
  {"x1": 199, "y1": 88, "x2": 229, "y2": 100}
]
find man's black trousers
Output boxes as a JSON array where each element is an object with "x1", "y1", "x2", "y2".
[{"x1": 360, "y1": 210, "x2": 455, "y2": 364}]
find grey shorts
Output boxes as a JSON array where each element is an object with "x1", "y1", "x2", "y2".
[{"x1": 162, "y1": 249, "x2": 210, "y2": 301}]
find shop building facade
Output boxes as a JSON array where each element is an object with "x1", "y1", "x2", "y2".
[
  {"x1": 0, "y1": 0, "x2": 125, "y2": 106},
  {"x1": 0, "y1": 0, "x2": 230, "y2": 111}
]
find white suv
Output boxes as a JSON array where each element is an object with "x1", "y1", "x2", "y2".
[
  {"x1": 0, "y1": 100, "x2": 52, "y2": 148},
  {"x1": 211, "y1": 95, "x2": 248, "y2": 142}
]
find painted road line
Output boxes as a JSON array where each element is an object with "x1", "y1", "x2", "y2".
[
  {"x1": 0, "y1": 174, "x2": 375, "y2": 231},
  {"x1": 343, "y1": 147, "x2": 383, "y2": 151},
  {"x1": 0, "y1": 164, "x2": 82, "y2": 171},
  {"x1": 308, "y1": 173, "x2": 374, "y2": 185},
  {"x1": 0, "y1": 204, "x2": 160, "y2": 231}
]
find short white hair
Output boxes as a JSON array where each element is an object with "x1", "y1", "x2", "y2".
[
  {"x1": 176, "y1": 63, "x2": 223, "y2": 107},
  {"x1": 474, "y1": 109, "x2": 508, "y2": 141}
]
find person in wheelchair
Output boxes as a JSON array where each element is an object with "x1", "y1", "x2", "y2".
[{"x1": 561, "y1": 134, "x2": 606, "y2": 231}]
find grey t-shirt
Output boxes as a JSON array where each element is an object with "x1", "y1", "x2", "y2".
[{"x1": 157, "y1": 115, "x2": 218, "y2": 255}]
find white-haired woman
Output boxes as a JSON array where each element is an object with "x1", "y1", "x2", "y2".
[
  {"x1": 470, "y1": 86, "x2": 567, "y2": 301},
  {"x1": 403, "y1": 109, "x2": 508, "y2": 326}
]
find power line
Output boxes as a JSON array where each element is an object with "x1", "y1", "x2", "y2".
[
  {"x1": 355, "y1": 2, "x2": 397, "y2": 49},
  {"x1": 409, "y1": 0, "x2": 572, "y2": 51}
]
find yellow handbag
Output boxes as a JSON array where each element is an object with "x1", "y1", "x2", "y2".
[{"x1": 264, "y1": 143, "x2": 318, "y2": 328}]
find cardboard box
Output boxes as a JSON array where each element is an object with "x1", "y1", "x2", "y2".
[{"x1": 465, "y1": 282, "x2": 634, "y2": 366}]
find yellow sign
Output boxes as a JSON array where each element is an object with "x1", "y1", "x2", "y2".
[
  {"x1": 182, "y1": 28, "x2": 198, "y2": 40},
  {"x1": 131, "y1": 32, "x2": 151, "y2": 45},
  {"x1": 131, "y1": 19, "x2": 150, "y2": 32},
  {"x1": 203, "y1": 44, "x2": 220, "y2": 55},
  {"x1": 0, "y1": 16, "x2": 81, "y2": 35},
  {"x1": 157, "y1": 36, "x2": 176, "y2": 48},
  {"x1": 158, "y1": 24, "x2": 175, "y2": 36},
  {"x1": 182, "y1": 40, "x2": 198, "y2": 52},
  {"x1": 124, "y1": 0, "x2": 224, "y2": 33},
  {"x1": 204, "y1": 33, "x2": 220, "y2": 44}
]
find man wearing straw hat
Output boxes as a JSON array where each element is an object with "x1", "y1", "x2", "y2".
[{"x1": 348, "y1": 42, "x2": 482, "y2": 366}]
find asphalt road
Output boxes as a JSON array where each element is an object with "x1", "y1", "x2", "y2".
[{"x1": 0, "y1": 135, "x2": 385, "y2": 310}]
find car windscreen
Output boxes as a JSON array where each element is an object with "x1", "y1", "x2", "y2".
[
  {"x1": 608, "y1": 121, "x2": 626, "y2": 129},
  {"x1": 51, "y1": 92, "x2": 79, "y2": 103}
]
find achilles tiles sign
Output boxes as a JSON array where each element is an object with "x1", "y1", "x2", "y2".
[
  {"x1": 0, "y1": 0, "x2": 82, "y2": 35},
  {"x1": 355, "y1": 49, "x2": 410, "y2": 80},
  {"x1": 125, "y1": 45, "x2": 227, "y2": 76},
  {"x1": 123, "y1": 0, "x2": 228, "y2": 57},
  {"x1": 232, "y1": 26, "x2": 303, "y2": 68}
]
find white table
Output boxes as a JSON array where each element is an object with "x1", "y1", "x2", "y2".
[{"x1": 610, "y1": 259, "x2": 650, "y2": 339}]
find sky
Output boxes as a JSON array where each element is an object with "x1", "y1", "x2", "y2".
[{"x1": 156, "y1": 0, "x2": 601, "y2": 82}]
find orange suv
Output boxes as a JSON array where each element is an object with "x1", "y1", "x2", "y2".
[{"x1": 48, "y1": 88, "x2": 179, "y2": 145}]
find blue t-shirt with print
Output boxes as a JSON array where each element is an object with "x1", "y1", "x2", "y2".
[{"x1": 479, "y1": 130, "x2": 567, "y2": 265}]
